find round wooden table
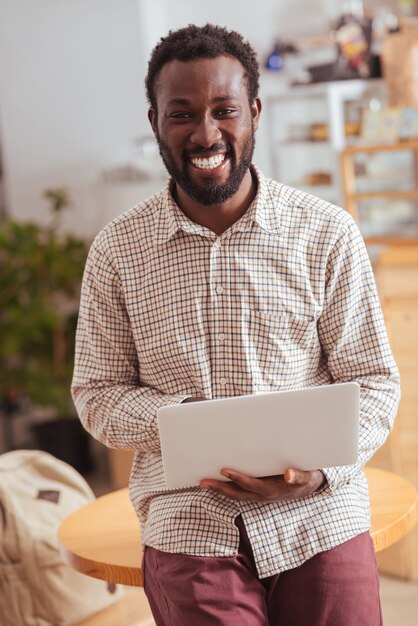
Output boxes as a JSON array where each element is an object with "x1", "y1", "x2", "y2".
[{"x1": 58, "y1": 467, "x2": 417, "y2": 587}]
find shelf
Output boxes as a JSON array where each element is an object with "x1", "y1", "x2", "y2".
[
  {"x1": 259, "y1": 77, "x2": 388, "y2": 208},
  {"x1": 279, "y1": 140, "x2": 329, "y2": 146},
  {"x1": 289, "y1": 182, "x2": 335, "y2": 194},
  {"x1": 349, "y1": 190, "x2": 418, "y2": 201},
  {"x1": 343, "y1": 140, "x2": 418, "y2": 155},
  {"x1": 341, "y1": 140, "x2": 418, "y2": 246},
  {"x1": 363, "y1": 236, "x2": 418, "y2": 246}
]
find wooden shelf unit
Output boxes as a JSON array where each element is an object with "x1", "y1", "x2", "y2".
[
  {"x1": 341, "y1": 140, "x2": 418, "y2": 246},
  {"x1": 371, "y1": 246, "x2": 418, "y2": 581}
]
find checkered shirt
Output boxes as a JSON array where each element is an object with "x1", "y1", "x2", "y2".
[{"x1": 72, "y1": 166, "x2": 400, "y2": 578}]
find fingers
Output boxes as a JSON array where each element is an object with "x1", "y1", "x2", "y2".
[
  {"x1": 284, "y1": 468, "x2": 311, "y2": 485},
  {"x1": 220, "y1": 469, "x2": 270, "y2": 496},
  {"x1": 200, "y1": 468, "x2": 272, "y2": 501},
  {"x1": 284, "y1": 468, "x2": 324, "y2": 491},
  {"x1": 199, "y1": 478, "x2": 261, "y2": 501}
]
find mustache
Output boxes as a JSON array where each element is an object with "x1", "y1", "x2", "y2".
[{"x1": 184, "y1": 143, "x2": 232, "y2": 159}]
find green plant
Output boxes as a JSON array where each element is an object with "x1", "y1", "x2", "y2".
[{"x1": 0, "y1": 188, "x2": 89, "y2": 417}]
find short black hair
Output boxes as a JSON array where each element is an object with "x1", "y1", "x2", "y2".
[{"x1": 145, "y1": 23, "x2": 260, "y2": 111}]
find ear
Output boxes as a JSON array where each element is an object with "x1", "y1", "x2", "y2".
[
  {"x1": 250, "y1": 97, "x2": 262, "y2": 132},
  {"x1": 148, "y1": 107, "x2": 158, "y2": 137}
]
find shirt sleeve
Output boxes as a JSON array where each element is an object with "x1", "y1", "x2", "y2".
[
  {"x1": 317, "y1": 218, "x2": 400, "y2": 493},
  {"x1": 71, "y1": 237, "x2": 188, "y2": 452}
]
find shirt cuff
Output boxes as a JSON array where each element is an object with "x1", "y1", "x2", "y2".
[
  {"x1": 309, "y1": 470, "x2": 325, "y2": 495},
  {"x1": 318, "y1": 468, "x2": 340, "y2": 495}
]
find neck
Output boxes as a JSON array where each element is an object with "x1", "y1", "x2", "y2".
[{"x1": 173, "y1": 169, "x2": 257, "y2": 236}]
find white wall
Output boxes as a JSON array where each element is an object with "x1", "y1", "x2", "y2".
[
  {"x1": 0, "y1": 0, "x2": 148, "y2": 236},
  {"x1": 156, "y1": 0, "x2": 398, "y2": 62},
  {"x1": 0, "y1": 0, "x2": 400, "y2": 236},
  {"x1": 165, "y1": 0, "x2": 334, "y2": 59}
]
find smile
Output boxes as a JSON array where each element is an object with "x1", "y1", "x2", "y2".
[{"x1": 190, "y1": 154, "x2": 226, "y2": 170}]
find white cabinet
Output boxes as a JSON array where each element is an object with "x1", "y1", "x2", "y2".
[{"x1": 256, "y1": 75, "x2": 387, "y2": 207}]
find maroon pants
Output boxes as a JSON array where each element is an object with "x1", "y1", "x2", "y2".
[{"x1": 143, "y1": 517, "x2": 382, "y2": 626}]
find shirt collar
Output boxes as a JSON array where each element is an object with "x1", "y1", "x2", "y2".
[
  {"x1": 155, "y1": 165, "x2": 283, "y2": 245},
  {"x1": 233, "y1": 165, "x2": 282, "y2": 236}
]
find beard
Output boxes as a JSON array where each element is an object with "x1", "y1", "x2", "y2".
[{"x1": 155, "y1": 123, "x2": 255, "y2": 206}]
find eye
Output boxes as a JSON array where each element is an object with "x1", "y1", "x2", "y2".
[
  {"x1": 216, "y1": 108, "x2": 236, "y2": 117},
  {"x1": 169, "y1": 112, "x2": 192, "y2": 119}
]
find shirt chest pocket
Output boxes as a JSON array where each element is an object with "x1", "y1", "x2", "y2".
[{"x1": 247, "y1": 310, "x2": 319, "y2": 390}]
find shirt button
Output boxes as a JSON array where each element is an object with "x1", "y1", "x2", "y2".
[
  {"x1": 219, "y1": 378, "x2": 228, "y2": 386},
  {"x1": 216, "y1": 285, "x2": 224, "y2": 295},
  {"x1": 217, "y1": 333, "x2": 226, "y2": 341}
]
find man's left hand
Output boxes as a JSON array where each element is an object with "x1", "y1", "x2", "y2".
[{"x1": 199, "y1": 468, "x2": 325, "y2": 502}]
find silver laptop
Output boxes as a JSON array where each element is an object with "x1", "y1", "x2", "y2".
[{"x1": 157, "y1": 382, "x2": 360, "y2": 489}]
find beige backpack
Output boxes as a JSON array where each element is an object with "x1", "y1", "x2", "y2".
[{"x1": 0, "y1": 449, "x2": 122, "y2": 626}]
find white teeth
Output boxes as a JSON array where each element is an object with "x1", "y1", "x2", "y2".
[{"x1": 191, "y1": 154, "x2": 225, "y2": 169}]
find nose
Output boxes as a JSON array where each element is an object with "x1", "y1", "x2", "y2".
[{"x1": 190, "y1": 114, "x2": 222, "y2": 148}]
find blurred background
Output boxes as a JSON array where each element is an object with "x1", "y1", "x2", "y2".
[{"x1": 1, "y1": 2, "x2": 418, "y2": 623}]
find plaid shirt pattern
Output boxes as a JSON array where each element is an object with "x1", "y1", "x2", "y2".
[{"x1": 72, "y1": 166, "x2": 400, "y2": 578}]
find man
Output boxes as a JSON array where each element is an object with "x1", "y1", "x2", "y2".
[{"x1": 72, "y1": 24, "x2": 400, "y2": 625}]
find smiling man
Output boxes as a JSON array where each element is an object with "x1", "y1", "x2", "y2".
[
  {"x1": 72, "y1": 24, "x2": 400, "y2": 626},
  {"x1": 148, "y1": 54, "x2": 259, "y2": 232}
]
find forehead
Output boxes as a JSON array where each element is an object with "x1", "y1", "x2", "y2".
[{"x1": 155, "y1": 55, "x2": 248, "y2": 107}]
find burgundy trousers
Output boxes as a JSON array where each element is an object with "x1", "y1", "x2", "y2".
[{"x1": 142, "y1": 516, "x2": 383, "y2": 626}]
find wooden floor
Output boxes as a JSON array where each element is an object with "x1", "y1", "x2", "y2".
[{"x1": 74, "y1": 588, "x2": 155, "y2": 626}]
